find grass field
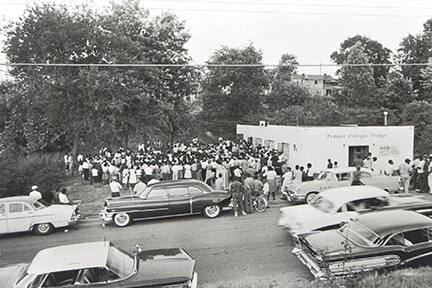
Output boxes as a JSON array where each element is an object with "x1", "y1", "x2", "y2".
[
  {"x1": 64, "y1": 177, "x2": 134, "y2": 217},
  {"x1": 202, "y1": 268, "x2": 432, "y2": 288}
]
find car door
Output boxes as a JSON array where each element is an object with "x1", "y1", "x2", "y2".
[
  {"x1": 7, "y1": 202, "x2": 33, "y2": 233},
  {"x1": 0, "y1": 203, "x2": 7, "y2": 233},
  {"x1": 135, "y1": 188, "x2": 170, "y2": 219},
  {"x1": 402, "y1": 228, "x2": 432, "y2": 267},
  {"x1": 333, "y1": 172, "x2": 352, "y2": 188},
  {"x1": 168, "y1": 186, "x2": 191, "y2": 215},
  {"x1": 189, "y1": 186, "x2": 206, "y2": 213}
]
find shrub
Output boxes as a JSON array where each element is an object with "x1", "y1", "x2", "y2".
[{"x1": 0, "y1": 150, "x2": 66, "y2": 201}]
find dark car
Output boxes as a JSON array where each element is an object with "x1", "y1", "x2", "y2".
[
  {"x1": 293, "y1": 210, "x2": 432, "y2": 279},
  {"x1": 0, "y1": 241, "x2": 197, "y2": 288},
  {"x1": 101, "y1": 180, "x2": 232, "y2": 227}
]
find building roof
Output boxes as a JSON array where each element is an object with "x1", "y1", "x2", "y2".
[
  {"x1": 356, "y1": 210, "x2": 432, "y2": 238},
  {"x1": 321, "y1": 186, "x2": 389, "y2": 208},
  {"x1": 27, "y1": 242, "x2": 111, "y2": 274},
  {"x1": 292, "y1": 74, "x2": 335, "y2": 81}
]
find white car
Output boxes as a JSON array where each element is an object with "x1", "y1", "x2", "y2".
[
  {"x1": 0, "y1": 241, "x2": 198, "y2": 288},
  {"x1": 279, "y1": 186, "x2": 432, "y2": 236},
  {"x1": 285, "y1": 167, "x2": 401, "y2": 204},
  {"x1": 0, "y1": 196, "x2": 80, "y2": 235}
]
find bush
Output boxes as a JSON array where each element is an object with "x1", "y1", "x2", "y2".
[{"x1": 0, "y1": 151, "x2": 66, "y2": 202}]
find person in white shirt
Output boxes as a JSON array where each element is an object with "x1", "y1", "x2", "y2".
[
  {"x1": 109, "y1": 177, "x2": 122, "y2": 197},
  {"x1": 293, "y1": 165, "x2": 303, "y2": 183},
  {"x1": 58, "y1": 188, "x2": 71, "y2": 204},
  {"x1": 29, "y1": 185, "x2": 42, "y2": 200}
]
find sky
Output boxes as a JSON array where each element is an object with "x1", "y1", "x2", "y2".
[{"x1": 1, "y1": 0, "x2": 432, "y2": 77}]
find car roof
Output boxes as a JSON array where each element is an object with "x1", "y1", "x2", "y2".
[
  {"x1": 320, "y1": 186, "x2": 389, "y2": 208},
  {"x1": 356, "y1": 210, "x2": 432, "y2": 238},
  {"x1": 149, "y1": 179, "x2": 204, "y2": 187},
  {"x1": 27, "y1": 242, "x2": 112, "y2": 274},
  {"x1": 324, "y1": 167, "x2": 372, "y2": 174},
  {"x1": 0, "y1": 196, "x2": 35, "y2": 205}
]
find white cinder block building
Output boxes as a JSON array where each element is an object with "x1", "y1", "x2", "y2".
[{"x1": 237, "y1": 124, "x2": 414, "y2": 171}]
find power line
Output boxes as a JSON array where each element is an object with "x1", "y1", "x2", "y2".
[
  {"x1": 140, "y1": 0, "x2": 432, "y2": 10},
  {"x1": 0, "y1": 1, "x2": 431, "y2": 17},
  {"x1": 0, "y1": 62, "x2": 430, "y2": 68}
]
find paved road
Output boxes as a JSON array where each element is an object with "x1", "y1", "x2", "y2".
[{"x1": 0, "y1": 205, "x2": 312, "y2": 287}]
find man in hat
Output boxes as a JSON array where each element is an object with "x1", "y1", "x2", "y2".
[{"x1": 29, "y1": 185, "x2": 42, "y2": 200}]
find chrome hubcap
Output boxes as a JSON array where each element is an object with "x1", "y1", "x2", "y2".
[
  {"x1": 206, "y1": 206, "x2": 218, "y2": 216},
  {"x1": 38, "y1": 224, "x2": 49, "y2": 232}
]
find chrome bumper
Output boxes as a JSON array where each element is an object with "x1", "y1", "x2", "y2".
[
  {"x1": 292, "y1": 247, "x2": 327, "y2": 280},
  {"x1": 100, "y1": 210, "x2": 114, "y2": 224},
  {"x1": 286, "y1": 191, "x2": 305, "y2": 203}
]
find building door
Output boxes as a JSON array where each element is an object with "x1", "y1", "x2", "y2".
[{"x1": 348, "y1": 146, "x2": 369, "y2": 167}]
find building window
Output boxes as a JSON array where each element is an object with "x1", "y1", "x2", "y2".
[
  {"x1": 326, "y1": 89, "x2": 332, "y2": 96},
  {"x1": 314, "y1": 80, "x2": 318, "y2": 84}
]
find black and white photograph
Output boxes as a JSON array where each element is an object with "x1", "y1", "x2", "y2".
[{"x1": 1, "y1": 0, "x2": 432, "y2": 287}]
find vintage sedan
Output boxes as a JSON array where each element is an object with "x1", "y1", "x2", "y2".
[
  {"x1": 0, "y1": 241, "x2": 198, "y2": 288},
  {"x1": 293, "y1": 210, "x2": 432, "y2": 279},
  {"x1": 0, "y1": 196, "x2": 80, "y2": 235},
  {"x1": 285, "y1": 167, "x2": 400, "y2": 204},
  {"x1": 101, "y1": 179, "x2": 232, "y2": 227},
  {"x1": 279, "y1": 186, "x2": 432, "y2": 236}
]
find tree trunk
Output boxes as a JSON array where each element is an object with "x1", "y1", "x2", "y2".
[{"x1": 68, "y1": 134, "x2": 80, "y2": 177}]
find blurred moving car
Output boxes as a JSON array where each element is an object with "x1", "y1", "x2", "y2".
[
  {"x1": 101, "y1": 180, "x2": 232, "y2": 227},
  {"x1": 285, "y1": 167, "x2": 400, "y2": 204},
  {"x1": 293, "y1": 210, "x2": 432, "y2": 279},
  {"x1": 279, "y1": 186, "x2": 432, "y2": 236},
  {"x1": 0, "y1": 196, "x2": 80, "y2": 235},
  {"x1": 0, "y1": 241, "x2": 197, "y2": 287}
]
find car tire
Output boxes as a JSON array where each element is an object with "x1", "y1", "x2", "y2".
[
  {"x1": 203, "y1": 205, "x2": 221, "y2": 218},
  {"x1": 305, "y1": 192, "x2": 318, "y2": 205},
  {"x1": 114, "y1": 213, "x2": 131, "y2": 227},
  {"x1": 34, "y1": 223, "x2": 54, "y2": 235}
]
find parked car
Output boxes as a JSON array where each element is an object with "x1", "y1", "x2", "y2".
[
  {"x1": 0, "y1": 196, "x2": 80, "y2": 235},
  {"x1": 279, "y1": 186, "x2": 432, "y2": 236},
  {"x1": 101, "y1": 179, "x2": 232, "y2": 227},
  {"x1": 292, "y1": 210, "x2": 432, "y2": 279},
  {"x1": 0, "y1": 241, "x2": 198, "y2": 287},
  {"x1": 285, "y1": 167, "x2": 400, "y2": 204}
]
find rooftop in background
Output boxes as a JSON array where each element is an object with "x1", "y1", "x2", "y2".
[{"x1": 292, "y1": 74, "x2": 336, "y2": 81}]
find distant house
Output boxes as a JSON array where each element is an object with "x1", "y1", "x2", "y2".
[{"x1": 292, "y1": 74, "x2": 340, "y2": 97}]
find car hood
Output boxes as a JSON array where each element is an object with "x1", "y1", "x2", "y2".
[
  {"x1": 279, "y1": 205, "x2": 353, "y2": 234},
  {"x1": 0, "y1": 264, "x2": 26, "y2": 288},
  {"x1": 129, "y1": 248, "x2": 195, "y2": 286}
]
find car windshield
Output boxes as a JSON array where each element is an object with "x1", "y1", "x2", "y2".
[
  {"x1": 339, "y1": 220, "x2": 380, "y2": 247},
  {"x1": 310, "y1": 196, "x2": 335, "y2": 213},
  {"x1": 33, "y1": 199, "x2": 49, "y2": 210},
  {"x1": 137, "y1": 187, "x2": 151, "y2": 198},
  {"x1": 106, "y1": 245, "x2": 135, "y2": 278}
]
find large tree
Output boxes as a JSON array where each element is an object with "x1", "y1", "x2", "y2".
[
  {"x1": 3, "y1": 1, "x2": 197, "y2": 165},
  {"x1": 331, "y1": 35, "x2": 392, "y2": 88},
  {"x1": 200, "y1": 44, "x2": 269, "y2": 138},
  {"x1": 336, "y1": 41, "x2": 377, "y2": 107},
  {"x1": 398, "y1": 19, "x2": 432, "y2": 96}
]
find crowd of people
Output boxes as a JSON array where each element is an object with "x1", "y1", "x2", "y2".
[
  {"x1": 66, "y1": 139, "x2": 325, "y2": 214},
  {"x1": 55, "y1": 139, "x2": 432, "y2": 217}
]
